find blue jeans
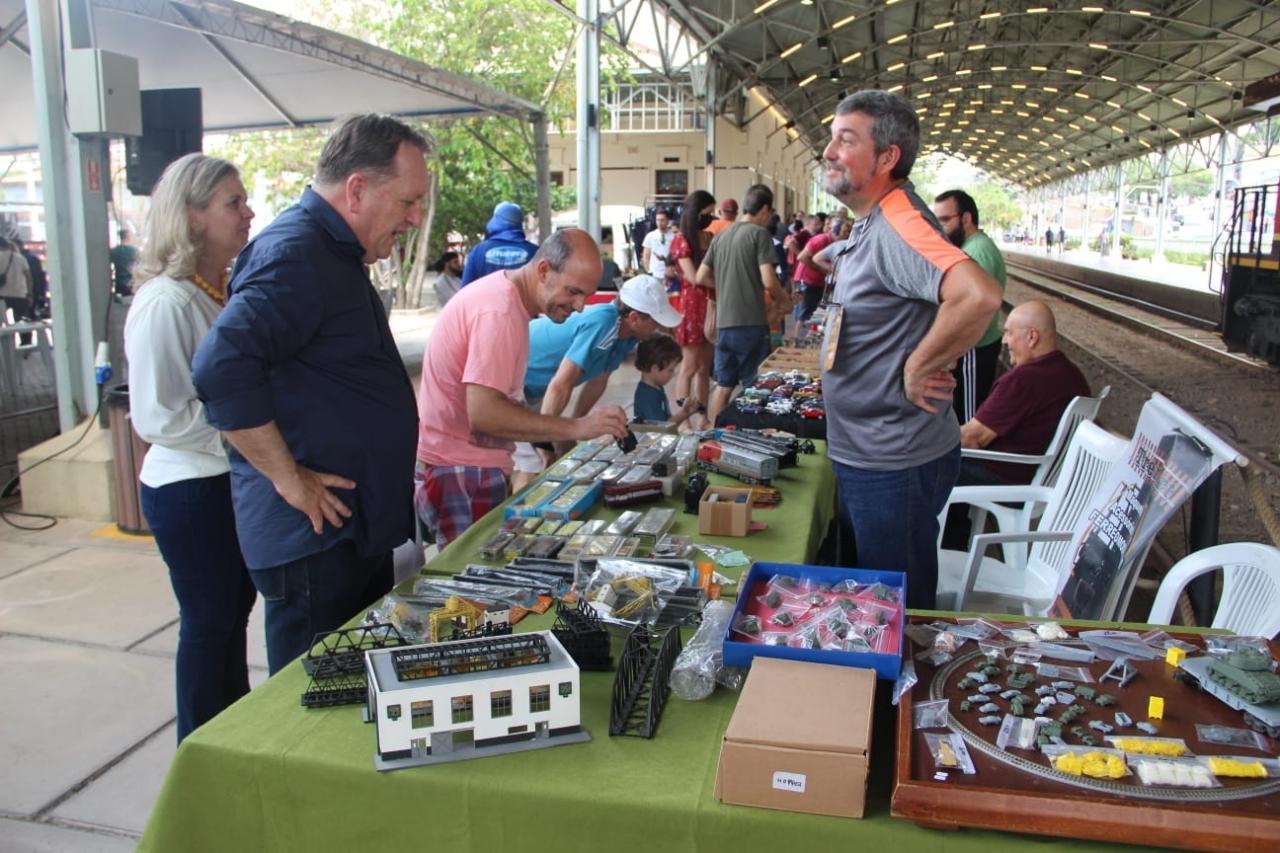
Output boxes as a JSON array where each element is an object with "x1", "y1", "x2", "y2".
[
  {"x1": 250, "y1": 539, "x2": 393, "y2": 674},
  {"x1": 832, "y1": 446, "x2": 961, "y2": 610},
  {"x1": 141, "y1": 474, "x2": 256, "y2": 743},
  {"x1": 713, "y1": 325, "x2": 770, "y2": 388}
]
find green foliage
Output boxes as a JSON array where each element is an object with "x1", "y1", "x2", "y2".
[
  {"x1": 1164, "y1": 248, "x2": 1209, "y2": 267},
  {"x1": 1170, "y1": 169, "x2": 1214, "y2": 199},
  {"x1": 209, "y1": 127, "x2": 324, "y2": 212},
  {"x1": 969, "y1": 181, "x2": 1023, "y2": 231}
]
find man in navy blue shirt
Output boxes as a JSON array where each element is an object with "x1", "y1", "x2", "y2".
[{"x1": 193, "y1": 114, "x2": 426, "y2": 674}]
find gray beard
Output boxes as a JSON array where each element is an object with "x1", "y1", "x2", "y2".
[{"x1": 824, "y1": 172, "x2": 852, "y2": 199}]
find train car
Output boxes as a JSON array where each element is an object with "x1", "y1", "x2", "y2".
[
  {"x1": 1221, "y1": 74, "x2": 1280, "y2": 364},
  {"x1": 695, "y1": 440, "x2": 778, "y2": 485},
  {"x1": 1221, "y1": 179, "x2": 1280, "y2": 363}
]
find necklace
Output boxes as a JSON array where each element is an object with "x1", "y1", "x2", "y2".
[{"x1": 192, "y1": 272, "x2": 227, "y2": 306}]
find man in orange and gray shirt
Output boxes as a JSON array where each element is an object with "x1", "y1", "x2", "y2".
[{"x1": 819, "y1": 90, "x2": 1002, "y2": 610}]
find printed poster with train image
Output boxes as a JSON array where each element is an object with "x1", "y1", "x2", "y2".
[{"x1": 1052, "y1": 395, "x2": 1240, "y2": 621}]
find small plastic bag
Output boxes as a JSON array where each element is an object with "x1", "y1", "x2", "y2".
[
  {"x1": 1195, "y1": 724, "x2": 1270, "y2": 751},
  {"x1": 1012, "y1": 648, "x2": 1043, "y2": 666},
  {"x1": 1131, "y1": 757, "x2": 1220, "y2": 788},
  {"x1": 931, "y1": 629, "x2": 963, "y2": 654},
  {"x1": 731, "y1": 612, "x2": 764, "y2": 638},
  {"x1": 757, "y1": 630, "x2": 794, "y2": 647},
  {"x1": 924, "y1": 732, "x2": 976, "y2": 774},
  {"x1": 1036, "y1": 643, "x2": 1095, "y2": 663},
  {"x1": 1002, "y1": 627, "x2": 1040, "y2": 645},
  {"x1": 951, "y1": 617, "x2": 1001, "y2": 640},
  {"x1": 997, "y1": 715, "x2": 1039, "y2": 751},
  {"x1": 913, "y1": 698, "x2": 950, "y2": 730},
  {"x1": 858, "y1": 581, "x2": 901, "y2": 604},
  {"x1": 1138, "y1": 629, "x2": 1197, "y2": 653},
  {"x1": 914, "y1": 647, "x2": 953, "y2": 668},
  {"x1": 1036, "y1": 662, "x2": 1095, "y2": 683},
  {"x1": 1106, "y1": 735, "x2": 1191, "y2": 757},
  {"x1": 978, "y1": 639, "x2": 1014, "y2": 660},
  {"x1": 1041, "y1": 745, "x2": 1130, "y2": 779},
  {"x1": 892, "y1": 658, "x2": 917, "y2": 706},
  {"x1": 1204, "y1": 635, "x2": 1275, "y2": 657},
  {"x1": 904, "y1": 623, "x2": 941, "y2": 649},
  {"x1": 1205, "y1": 755, "x2": 1280, "y2": 778}
]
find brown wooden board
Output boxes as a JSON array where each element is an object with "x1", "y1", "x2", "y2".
[{"x1": 892, "y1": 617, "x2": 1280, "y2": 852}]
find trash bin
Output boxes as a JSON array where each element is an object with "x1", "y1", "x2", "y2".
[{"x1": 105, "y1": 384, "x2": 151, "y2": 535}]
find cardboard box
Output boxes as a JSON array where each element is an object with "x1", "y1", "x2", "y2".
[
  {"x1": 715, "y1": 657, "x2": 874, "y2": 818},
  {"x1": 698, "y1": 486, "x2": 754, "y2": 536},
  {"x1": 722, "y1": 563, "x2": 906, "y2": 680}
]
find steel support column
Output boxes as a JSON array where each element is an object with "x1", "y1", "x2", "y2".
[
  {"x1": 575, "y1": 0, "x2": 601, "y2": 240},
  {"x1": 1081, "y1": 170, "x2": 1092, "y2": 255},
  {"x1": 704, "y1": 62, "x2": 716, "y2": 196},
  {"x1": 26, "y1": 0, "x2": 112, "y2": 428},
  {"x1": 1111, "y1": 168, "x2": 1125, "y2": 259},
  {"x1": 1209, "y1": 131, "x2": 1229, "y2": 254},
  {"x1": 1153, "y1": 147, "x2": 1171, "y2": 262}
]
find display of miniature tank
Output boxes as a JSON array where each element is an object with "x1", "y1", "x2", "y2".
[{"x1": 1178, "y1": 652, "x2": 1280, "y2": 738}]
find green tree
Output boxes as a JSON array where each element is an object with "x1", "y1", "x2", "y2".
[{"x1": 970, "y1": 180, "x2": 1023, "y2": 231}]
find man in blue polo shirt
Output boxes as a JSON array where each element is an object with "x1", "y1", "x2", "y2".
[
  {"x1": 193, "y1": 114, "x2": 426, "y2": 674},
  {"x1": 512, "y1": 274, "x2": 681, "y2": 487}
]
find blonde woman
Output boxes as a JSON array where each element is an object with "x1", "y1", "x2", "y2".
[{"x1": 124, "y1": 153, "x2": 256, "y2": 742}]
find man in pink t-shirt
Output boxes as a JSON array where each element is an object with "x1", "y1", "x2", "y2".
[{"x1": 415, "y1": 228, "x2": 628, "y2": 547}]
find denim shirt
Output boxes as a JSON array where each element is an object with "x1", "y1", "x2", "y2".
[{"x1": 192, "y1": 188, "x2": 418, "y2": 570}]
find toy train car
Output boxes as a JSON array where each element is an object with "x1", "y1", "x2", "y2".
[
  {"x1": 1221, "y1": 179, "x2": 1280, "y2": 364},
  {"x1": 695, "y1": 440, "x2": 778, "y2": 485}
]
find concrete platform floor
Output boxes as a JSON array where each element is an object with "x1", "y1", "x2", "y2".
[{"x1": 0, "y1": 295, "x2": 651, "y2": 851}]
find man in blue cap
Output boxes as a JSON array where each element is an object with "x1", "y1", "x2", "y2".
[{"x1": 461, "y1": 201, "x2": 539, "y2": 286}]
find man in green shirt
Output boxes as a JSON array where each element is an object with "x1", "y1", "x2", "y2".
[
  {"x1": 695, "y1": 183, "x2": 792, "y2": 425},
  {"x1": 933, "y1": 190, "x2": 1007, "y2": 422}
]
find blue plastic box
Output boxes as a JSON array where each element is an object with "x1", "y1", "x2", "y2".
[
  {"x1": 722, "y1": 562, "x2": 906, "y2": 680},
  {"x1": 503, "y1": 477, "x2": 567, "y2": 519}
]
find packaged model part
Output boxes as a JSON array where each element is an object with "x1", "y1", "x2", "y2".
[
  {"x1": 1041, "y1": 745, "x2": 1129, "y2": 779},
  {"x1": 1036, "y1": 662, "x2": 1095, "y2": 683},
  {"x1": 925, "y1": 732, "x2": 976, "y2": 774},
  {"x1": 913, "y1": 699, "x2": 950, "y2": 730},
  {"x1": 1131, "y1": 757, "x2": 1219, "y2": 788},
  {"x1": 605, "y1": 510, "x2": 644, "y2": 537},
  {"x1": 1105, "y1": 736, "x2": 1191, "y2": 757},
  {"x1": 1194, "y1": 724, "x2": 1270, "y2": 751}
]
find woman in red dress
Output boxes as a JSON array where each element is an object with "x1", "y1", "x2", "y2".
[{"x1": 669, "y1": 189, "x2": 716, "y2": 429}]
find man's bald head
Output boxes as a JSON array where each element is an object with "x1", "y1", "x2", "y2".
[
  {"x1": 1002, "y1": 300, "x2": 1060, "y2": 366},
  {"x1": 527, "y1": 227, "x2": 602, "y2": 323}
]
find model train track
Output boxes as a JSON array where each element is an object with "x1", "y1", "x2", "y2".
[
  {"x1": 1005, "y1": 261, "x2": 1269, "y2": 373},
  {"x1": 929, "y1": 646, "x2": 1280, "y2": 804}
]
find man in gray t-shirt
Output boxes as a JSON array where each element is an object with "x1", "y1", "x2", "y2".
[
  {"x1": 820, "y1": 91, "x2": 1001, "y2": 610},
  {"x1": 696, "y1": 183, "x2": 792, "y2": 425}
]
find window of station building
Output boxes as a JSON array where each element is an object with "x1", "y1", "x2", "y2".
[
  {"x1": 655, "y1": 169, "x2": 688, "y2": 197},
  {"x1": 386, "y1": 703, "x2": 401, "y2": 721},
  {"x1": 559, "y1": 681, "x2": 573, "y2": 698},
  {"x1": 410, "y1": 700, "x2": 433, "y2": 729},
  {"x1": 490, "y1": 689, "x2": 513, "y2": 718},
  {"x1": 529, "y1": 684, "x2": 551, "y2": 713},
  {"x1": 550, "y1": 170, "x2": 565, "y2": 186},
  {"x1": 451, "y1": 695, "x2": 474, "y2": 724}
]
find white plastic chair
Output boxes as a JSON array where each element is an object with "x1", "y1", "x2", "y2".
[
  {"x1": 1147, "y1": 542, "x2": 1280, "y2": 638},
  {"x1": 936, "y1": 421, "x2": 1129, "y2": 614},
  {"x1": 962, "y1": 385, "x2": 1111, "y2": 489}
]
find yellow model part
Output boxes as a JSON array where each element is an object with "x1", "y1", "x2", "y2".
[
  {"x1": 1207, "y1": 757, "x2": 1267, "y2": 778},
  {"x1": 1111, "y1": 738, "x2": 1186, "y2": 757},
  {"x1": 1052, "y1": 751, "x2": 1127, "y2": 779},
  {"x1": 428, "y1": 595, "x2": 483, "y2": 643}
]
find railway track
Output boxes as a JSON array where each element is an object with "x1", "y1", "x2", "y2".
[{"x1": 1005, "y1": 259, "x2": 1269, "y2": 373}]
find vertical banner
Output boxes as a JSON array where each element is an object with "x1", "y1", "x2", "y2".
[{"x1": 1052, "y1": 395, "x2": 1239, "y2": 621}]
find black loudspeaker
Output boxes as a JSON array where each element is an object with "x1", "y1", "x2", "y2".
[{"x1": 125, "y1": 89, "x2": 203, "y2": 196}]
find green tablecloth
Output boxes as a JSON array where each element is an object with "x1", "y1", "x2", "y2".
[
  {"x1": 137, "y1": 450, "x2": 1149, "y2": 852},
  {"x1": 423, "y1": 441, "x2": 838, "y2": 583}
]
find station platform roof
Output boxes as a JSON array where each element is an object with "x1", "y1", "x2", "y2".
[{"x1": 654, "y1": 0, "x2": 1280, "y2": 186}]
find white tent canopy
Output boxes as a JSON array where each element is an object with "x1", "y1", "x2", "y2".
[{"x1": 1, "y1": 0, "x2": 541, "y2": 152}]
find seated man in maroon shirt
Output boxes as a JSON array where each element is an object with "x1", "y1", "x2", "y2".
[{"x1": 959, "y1": 300, "x2": 1091, "y2": 485}]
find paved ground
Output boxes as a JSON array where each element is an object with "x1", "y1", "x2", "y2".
[{"x1": 0, "y1": 295, "x2": 646, "y2": 851}]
